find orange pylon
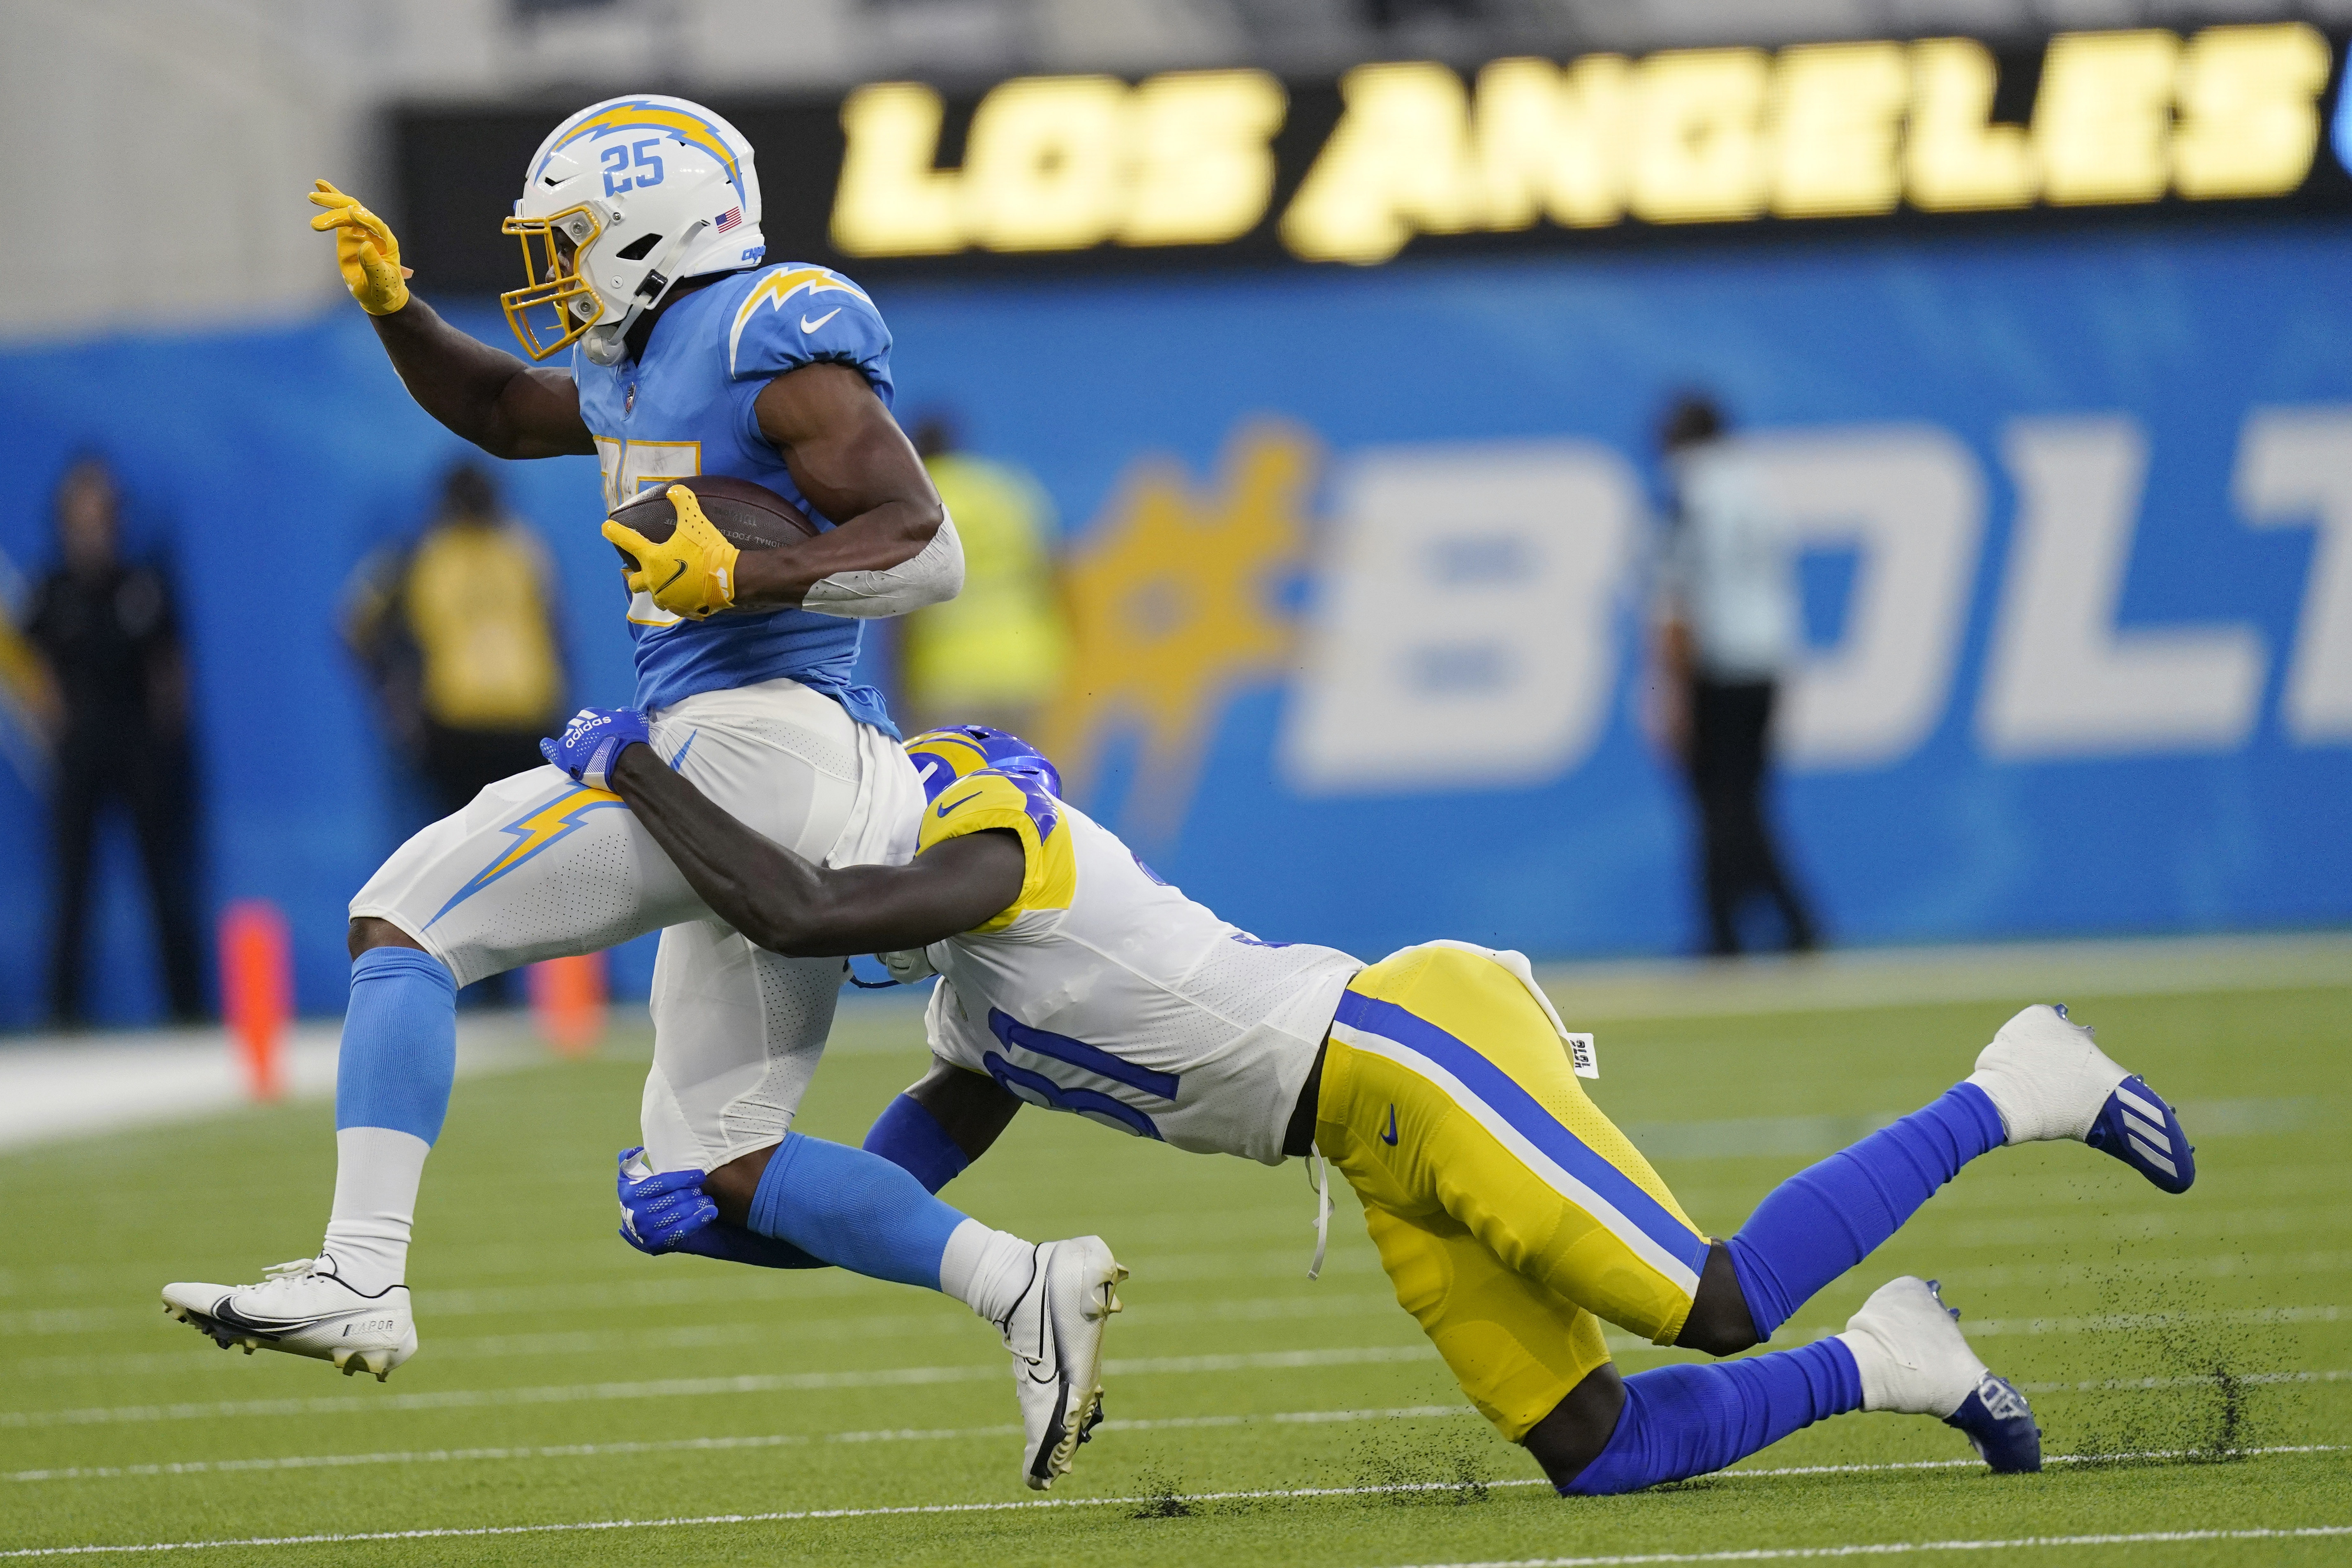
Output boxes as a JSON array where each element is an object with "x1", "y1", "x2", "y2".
[
  {"x1": 218, "y1": 901, "x2": 291, "y2": 1101},
  {"x1": 530, "y1": 952, "x2": 608, "y2": 1056}
]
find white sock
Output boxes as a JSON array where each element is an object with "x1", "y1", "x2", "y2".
[
  {"x1": 320, "y1": 1126, "x2": 428, "y2": 1295},
  {"x1": 938, "y1": 1218, "x2": 1036, "y2": 1325}
]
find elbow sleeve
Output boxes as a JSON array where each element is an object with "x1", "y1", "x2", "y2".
[
  {"x1": 861, "y1": 1092, "x2": 971, "y2": 1194},
  {"x1": 800, "y1": 514, "x2": 964, "y2": 619}
]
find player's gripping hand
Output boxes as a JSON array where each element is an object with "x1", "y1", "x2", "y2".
[
  {"x1": 602, "y1": 486, "x2": 740, "y2": 620},
  {"x1": 540, "y1": 706, "x2": 650, "y2": 792},
  {"x1": 306, "y1": 180, "x2": 412, "y2": 316},
  {"x1": 617, "y1": 1148, "x2": 719, "y2": 1256}
]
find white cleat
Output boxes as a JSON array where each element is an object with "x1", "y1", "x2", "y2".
[
  {"x1": 1838, "y1": 1276, "x2": 2039, "y2": 1473},
  {"x1": 160, "y1": 1257, "x2": 416, "y2": 1382},
  {"x1": 1965, "y1": 1003, "x2": 2196, "y2": 1192},
  {"x1": 998, "y1": 1236, "x2": 1126, "y2": 1492}
]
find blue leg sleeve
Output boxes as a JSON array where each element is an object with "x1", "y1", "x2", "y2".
[
  {"x1": 862, "y1": 1094, "x2": 971, "y2": 1194},
  {"x1": 670, "y1": 1221, "x2": 826, "y2": 1271},
  {"x1": 1727, "y1": 1082, "x2": 2005, "y2": 1339},
  {"x1": 335, "y1": 947, "x2": 458, "y2": 1144},
  {"x1": 1564, "y1": 1339, "x2": 1863, "y2": 1496},
  {"x1": 746, "y1": 1133, "x2": 969, "y2": 1291}
]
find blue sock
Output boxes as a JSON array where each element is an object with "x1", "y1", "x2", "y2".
[
  {"x1": 1727, "y1": 1082, "x2": 2005, "y2": 1339},
  {"x1": 861, "y1": 1093, "x2": 971, "y2": 1194},
  {"x1": 1563, "y1": 1339, "x2": 1862, "y2": 1495},
  {"x1": 671, "y1": 1221, "x2": 826, "y2": 1272},
  {"x1": 746, "y1": 1133, "x2": 969, "y2": 1290},
  {"x1": 336, "y1": 948, "x2": 458, "y2": 1142}
]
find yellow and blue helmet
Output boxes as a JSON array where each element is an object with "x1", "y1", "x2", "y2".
[{"x1": 906, "y1": 725, "x2": 1062, "y2": 803}]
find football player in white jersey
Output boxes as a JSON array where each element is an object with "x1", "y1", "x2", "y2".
[
  {"x1": 565, "y1": 716, "x2": 2201, "y2": 1497},
  {"x1": 160, "y1": 97, "x2": 1125, "y2": 1489}
]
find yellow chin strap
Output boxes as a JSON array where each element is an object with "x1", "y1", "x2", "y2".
[{"x1": 499, "y1": 204, "x2": 606, "y2": 361}]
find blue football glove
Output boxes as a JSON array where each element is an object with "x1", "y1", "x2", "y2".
[
  {"x1": 542, "y1": 706, "x2": 651, "y2": 792},
  {"x1": 616, "y1": 1146, "x2": 718, "y2": 1255}
]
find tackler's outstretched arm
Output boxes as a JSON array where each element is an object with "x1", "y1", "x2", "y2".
[{"x1": 604, "y1": 741, "x2": 1022, "y2": 957}]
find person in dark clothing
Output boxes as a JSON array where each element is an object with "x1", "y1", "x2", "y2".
[
  {"x1": 1651, "y1": 395, "x2": 1819, "y2": 957},
  {"x1": 25, "y1": 458, "x2": 206, "y2": 1024}
]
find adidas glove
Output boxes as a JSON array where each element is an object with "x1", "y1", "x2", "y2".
[
  {"x1": 540, "y1": 706, "x2": 650, "y2": 792},
  {"x1": 616, "y1": 1148, "x2": 719, "y2": 1256}
]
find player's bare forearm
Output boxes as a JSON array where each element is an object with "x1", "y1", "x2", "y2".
[
  {"x1": 904, "y1": 1058, "x2": 1023, "y2": 1162},
  {"x1": 606, "y1": 745, "x2": 1022, "y2": 954},
  {"x1": 731, "y1": 363, "x2": 945, "y2": 608},
  {"x1": 370, "y1": 298, "x2": 594, "y2": 459}
]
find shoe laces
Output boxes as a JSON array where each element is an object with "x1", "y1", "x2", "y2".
[{"x1": 262, "y1": 1257, "x2": 324, "y2": 1285}]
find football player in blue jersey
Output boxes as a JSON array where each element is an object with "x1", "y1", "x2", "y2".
[
  {"x1": 160, "y1": 98, "x2": 1127, "y2": 1489},
  {"x1": 572, "y1": 716, "x2": 2200, "y2": 1498}
]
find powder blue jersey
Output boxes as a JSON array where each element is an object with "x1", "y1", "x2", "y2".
[{"x1": 573, "y1": 263, "x2": 898, "y2": 731}]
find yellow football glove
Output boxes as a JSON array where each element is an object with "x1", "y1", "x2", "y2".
[
  {"x1": 603, "y1": 487, "x2": 740, "y2": 621},
  {"x1": 308, "y1": 179, "x2": 412, "y2": 316}
]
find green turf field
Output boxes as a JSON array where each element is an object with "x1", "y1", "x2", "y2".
[{"x1": 5, "y1": 975, "x2": 2348, "y2": 1564}]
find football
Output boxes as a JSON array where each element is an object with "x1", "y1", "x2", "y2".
[{"x1": 607, "y1": 473, "x2": 818, "y2": 574}]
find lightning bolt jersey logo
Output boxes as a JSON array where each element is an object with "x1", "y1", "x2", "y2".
[
  {"x1": 727, "y1": 267, "x2": 873, "y2": 377},
  {"x1": 428, "y1": 787, "x2": 628, "y2": 927}
]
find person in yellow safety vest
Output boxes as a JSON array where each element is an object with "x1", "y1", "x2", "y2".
[
  {"x1": 900, "y1": 417, "x2": 1069, "y2": 739},
  {"x1": 343, "y1": 462, "x2": 569, "y2": 821}
]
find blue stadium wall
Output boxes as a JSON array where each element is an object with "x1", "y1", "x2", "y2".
[{"x1": 2, "y1": 224, "x2": 2347, "y2": 1025}]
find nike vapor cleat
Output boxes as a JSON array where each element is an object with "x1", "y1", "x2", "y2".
[
  {"x1": 1838, "y1": 1276, "x2": 2040, "y2": 1474},
  {"x1": 998, "y1": 1236, "x2": 1126, "y2": 1491},
  {"x1": 160, "y1": 1257, "x2": 416, "y2": 1382},
  {"x1": 1965, "y1": 1003, "x2": 2195, "y2": 1193}
]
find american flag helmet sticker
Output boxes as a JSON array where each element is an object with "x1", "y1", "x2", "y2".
[{"x1": 715, "y1": 206, "x2": 743, "y2": 232}]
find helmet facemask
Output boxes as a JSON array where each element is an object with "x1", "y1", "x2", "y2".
[{"x1": 500, "y1": 205, "x2": 605, "y2": 361}]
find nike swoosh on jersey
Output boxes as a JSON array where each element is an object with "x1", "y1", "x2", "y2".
[
  {"x1": 1381, "y1": 1105, "x2": 1398, "y2": 1146},
  {"x1": 801, "y1": 308, "x2": 842, "y2": 334},
  {"x1": 936, "y1": 791, "x2": 982, "y2": 819}
]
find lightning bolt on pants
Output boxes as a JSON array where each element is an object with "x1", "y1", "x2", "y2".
[{"x1": 334, "y1": 678, "x2": 925, "y2": 1286}]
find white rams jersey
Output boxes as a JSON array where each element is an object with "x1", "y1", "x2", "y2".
[{"x1": 916, "y1": 767, "x2": 1362, "y2": 1165}]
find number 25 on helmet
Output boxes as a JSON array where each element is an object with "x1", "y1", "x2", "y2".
[{"x1": 501, "y1": 95, "x2": 767, "y2": 366}]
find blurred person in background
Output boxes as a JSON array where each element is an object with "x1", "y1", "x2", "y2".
[
  {"x1": 343, "y1": 462, "x2": 568, "y2": 822},
  {"x1": 24, "y1": 457, "x2": 205, "y2": 1026},
  {"x1": 900, "y1": 415, "x2": 1068, "y2": 737},
  {"x1": 343, "y1": 463, "x2": 567, "y2": 1005},
  {"x1": 1649, "y1": 394, "x2": 1819, "y2": 958}
]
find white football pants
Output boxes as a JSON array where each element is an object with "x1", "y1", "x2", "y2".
[{"x1": 351, "y1": 677, "x2": 923, "y2": 1173}]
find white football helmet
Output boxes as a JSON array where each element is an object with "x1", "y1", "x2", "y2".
[{"x1": 501, "y1": 95, "x2": 768, "y2": 365}]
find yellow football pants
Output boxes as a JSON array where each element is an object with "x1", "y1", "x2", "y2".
[{"x1": 1316, "y1": 943, "x2": 1714, "y2": 1440}]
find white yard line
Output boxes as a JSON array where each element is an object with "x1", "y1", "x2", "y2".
[
  {"x1": 9, "y1": 1383, "x2": 2336, "y2": 1490},
  {"x1": 12, "y1": 1290, "x2": 1415, "y2": 1378},
  {"x1": 4, "y1": 1405, "x2": 1480, "y2": 1482},
  {"x1": 1533, "y1": 929, "x2": 2352, "y2": 1021},
  {"x1": 10, "y1": 1351, "x2": 2349, "y2": 1431},
  {"x1": 0, "y1": 1344, "x2": 1441, "y2": 1428},
  {"x1": 24, "y1": 1298, "x2": 2343, "y2": 1383},
  {"x1": 2, "y1": 1465, "x2": 2345, "y2": 1559},
  {"x1": 15, "y1": 1240, "x2": 2350, "y2": 1336}
]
